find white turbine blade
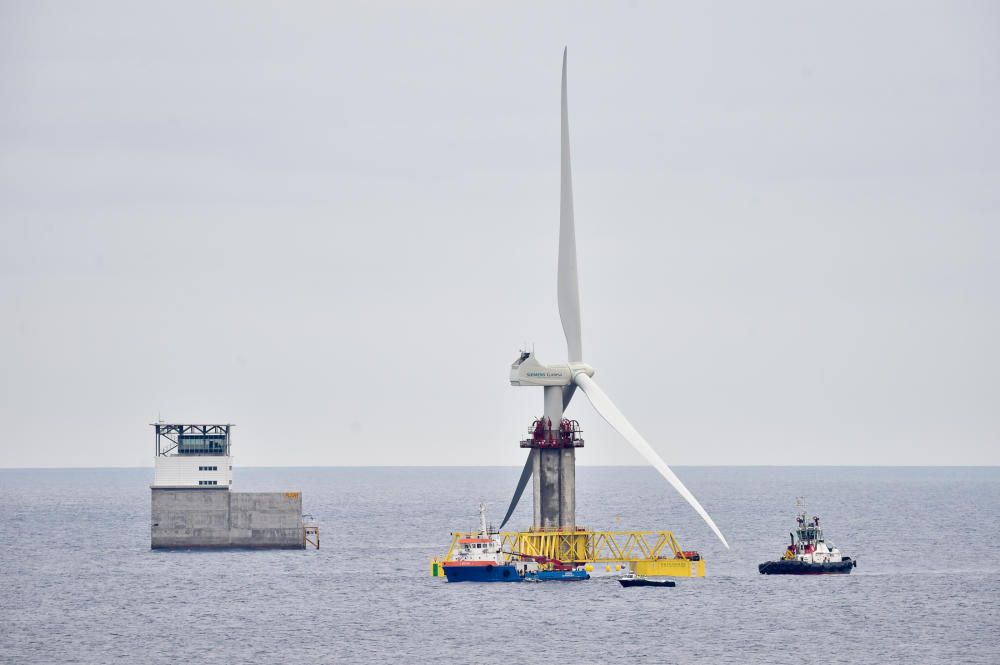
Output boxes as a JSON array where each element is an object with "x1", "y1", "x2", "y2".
[
  {"x1": 499, "y1": 450, "x2": 534, "y2": 530},
  {"x1": 574, "y1": 373, "x2": 730, "y2": 548},
  {"x1": 558, "y1": 47, "x2": 583, "y2": 362}
]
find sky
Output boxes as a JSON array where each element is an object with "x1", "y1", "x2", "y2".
[{"x1": 1, "y1": 1, "x2": 997, "y2": 468}]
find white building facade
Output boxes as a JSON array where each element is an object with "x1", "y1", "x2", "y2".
[{"x1": 151, "y1": 424, "x2": 234, "y2": 488}]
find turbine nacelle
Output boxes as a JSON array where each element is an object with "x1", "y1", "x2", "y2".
[{"x1": 510, "y1": 350, "x2": 594, "y2": 388}]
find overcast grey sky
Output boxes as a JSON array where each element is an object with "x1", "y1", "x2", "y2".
[{"x1": 1, "y1": 1, "x2": 997, "y2": 468}]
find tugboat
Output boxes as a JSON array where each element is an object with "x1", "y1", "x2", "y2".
[
  {"x1": 442, "y1": 504, "x2": 523, "y2": 582},
  {"x1": 619, "y1": 571, "x2": 676, "y2": 588},
  {"x1": 759, "y1": 502, "x2": 856, "y2": 575}
]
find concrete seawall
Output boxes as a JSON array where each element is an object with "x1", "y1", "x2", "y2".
[{"x1": 151, "y1": 488, "x2": 304, "y2": 549}]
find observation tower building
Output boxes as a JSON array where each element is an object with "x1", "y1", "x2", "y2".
[{"x1": 150, "y1": 423, "x2": 312, "y2": 549}]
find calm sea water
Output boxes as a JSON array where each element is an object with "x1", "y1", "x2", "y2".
[{"x1": 1, "y1": 467, "x2": 998, "y2": 664}]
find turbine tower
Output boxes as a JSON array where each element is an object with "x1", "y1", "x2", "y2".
[{"x1": 500, "y1": 49, "x2": 729, "y2": 549}]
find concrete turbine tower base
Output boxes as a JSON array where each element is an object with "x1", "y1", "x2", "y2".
[{"x1": 532, "y1": 385, "x2": 577, "y2": 529}]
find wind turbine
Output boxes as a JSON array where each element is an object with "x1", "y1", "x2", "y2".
[{"x1": 500, "y1": 49, "x2": 730, "y2": 550}]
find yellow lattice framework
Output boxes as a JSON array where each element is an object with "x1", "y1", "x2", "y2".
[{"x1": 438, "y1": 529, "x2": 704, "y2": 578}]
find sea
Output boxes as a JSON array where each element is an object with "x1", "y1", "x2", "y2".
[{"x1": 1, "y1": 467, "x2": 997, "y2": 664}]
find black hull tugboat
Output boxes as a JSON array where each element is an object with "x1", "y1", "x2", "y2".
[{"x1": 759, "y1": 503, "x2": 856, "y2": 575}]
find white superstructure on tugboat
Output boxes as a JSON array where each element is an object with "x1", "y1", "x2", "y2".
[{"x1": 759, "y1": 501, "x2": 856, "y2": 575}]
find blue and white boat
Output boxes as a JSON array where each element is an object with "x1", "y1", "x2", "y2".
[
  {"x1": 526, "y1": 569, "x2": 590, "y2": 582},
  {"x1": 442, "y1": 505, "x2": 592, "y2": 583},
  {"x1": 442, "y1": 505, "x2": 522, "y2": 583}
]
